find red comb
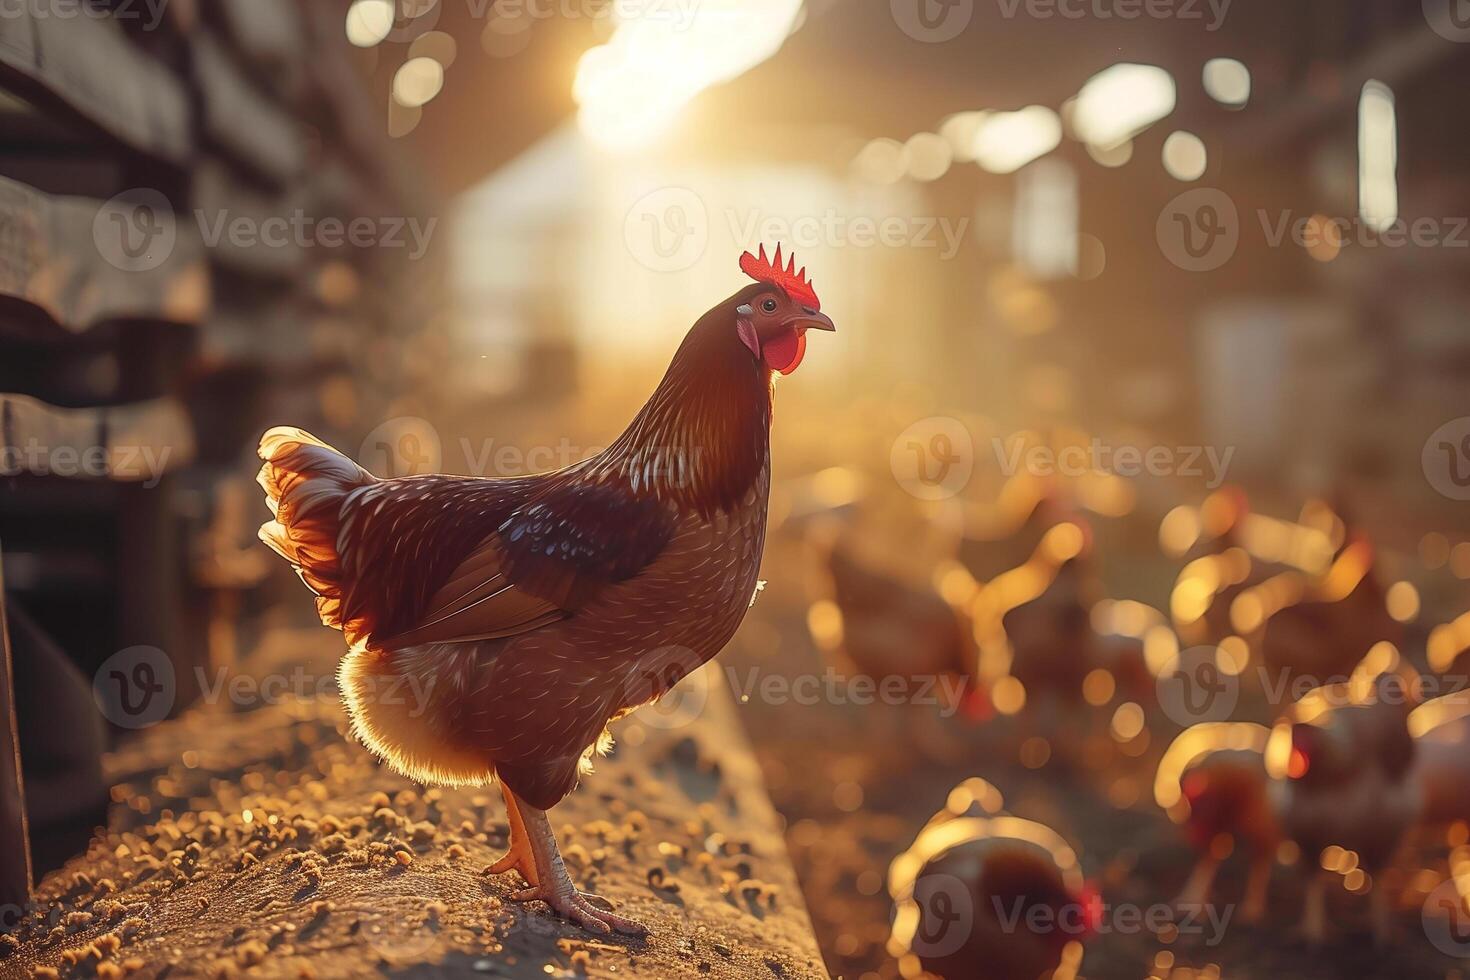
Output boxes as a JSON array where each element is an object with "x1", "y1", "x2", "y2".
[{"x1": 739, "y1": 244, "x2": 820, "y2": 311}]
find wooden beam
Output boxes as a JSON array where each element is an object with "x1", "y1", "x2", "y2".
[
  {"x1": 0, "y1": 394, "x2": 196, "y2": 483},
  {"x1": 0, "y1": 175, "x2": 209, "y2": 336},
  {"x1": 192, "y1": 32, "x2": 307, "y2": 188},
  {"x1": 0, "y1": 547, "x2": 32, "y2": 911},
  {"x1": 0, "y1": 4, "x2": 192, "y2": 166}
]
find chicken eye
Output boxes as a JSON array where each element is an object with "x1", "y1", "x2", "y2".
[{"x1": 761, "y1": 298, "x2": 778, "y2": 314}]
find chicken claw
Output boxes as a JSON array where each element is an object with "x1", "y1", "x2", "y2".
[
  {"x1": 509, "y1": 795, "x2": 649, "y2": 937},
  {"x1": 509, "y1": 882, "x2": 648, "y2": 936}
]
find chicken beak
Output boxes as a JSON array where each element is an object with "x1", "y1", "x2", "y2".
[{"x1": 790, "y1": 309, "x2": 836, "y2": 333}]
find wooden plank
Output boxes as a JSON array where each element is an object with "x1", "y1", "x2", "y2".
[
  {"x1": 0, "y1": 7, "x2": 35, "y2": 67},
  {"x1": 192, "y1": 32, "x2": 306, "y2": 187},
  {"x1": 0, "y1": 175, "x2": 209, "y2": 335},
  {"x1": 0, "y1": 4, "x2": 191, "y2": 165},
  {"x1": 0, "y1": 394, "x2": 195, "y2": 483},
  {"x1": 214, "y1": 0, "x2": 305, "y2": 82},
  {"x1": 0, "y1": 550, "x2": 31, "y2": 912}
]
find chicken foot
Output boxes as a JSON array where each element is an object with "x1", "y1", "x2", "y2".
[
  {"x1": 488, "y1": 782, "x2": 539, "y2": 887},
  {"x1": 504, "y1": 797, "x2": 648, "y2": 936}
]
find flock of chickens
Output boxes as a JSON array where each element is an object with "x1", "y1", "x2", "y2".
[{"x1": 797, "y1": 477, "x2": 1470, "y2": 980}]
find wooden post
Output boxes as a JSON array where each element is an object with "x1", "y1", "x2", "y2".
[{"x1": 0, "y1": 542, "x2": 31, "y2": 910}]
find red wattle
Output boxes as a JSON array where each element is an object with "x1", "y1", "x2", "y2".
[{"x1": 763, "y1": 328, "x2": 806, "y2": 375}]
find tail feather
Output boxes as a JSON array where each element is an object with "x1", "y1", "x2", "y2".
[{"x1": 257, "y1": 427, "x2": 377, "y2": 644}]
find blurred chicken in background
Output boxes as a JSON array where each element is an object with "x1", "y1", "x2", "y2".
[
  {"x1": 1407, "y1": 692, "x2": 1470, "y2": 831},
  {"x1": 945, "y1": 474, "x2": 1076, "y2": 585},
  {"x1": 806, "y1": 521, "x2": 984, "y2": 724},
  {"x1": 1248, "y1": 536, "x2": 1400, "y2": 692},
  {"x1": 888, "y1": 779, "x2": 1097, "y2": 980},
  {"x1": 1156, "y1": 723, "x2": 1278, "y2": 923},
  {"x1": 1270, "y1": 647, "x2": 1421, "y2": 945},
  {"x1": 973, "y1": 520, "x2": 1099, "y2": 723},
  {"x1": 1087, "y1": 599, "x2": 1175, "y2": 712},
  {"x1": 1165, "y1": 489, "x2": 1350, "y2": 650}
]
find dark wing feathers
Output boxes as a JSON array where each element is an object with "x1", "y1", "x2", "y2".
[
  {"x1": 498, "y1": 479, "x2": 678, "y2": 610},
  {"x1": 333, "y1": 475, "x2": 540, "y2": 643},
  {"x1": 351, "y1": 472, "x2": 678, "y2": 651}
]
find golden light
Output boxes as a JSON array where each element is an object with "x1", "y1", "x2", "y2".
[
  {"x1": 1070, "y1": 63, "x2": 1176, "y2": 150},
  {"x1": 933, "y1": 561, "x2": 979, "y2": 606},
  {"x1": 1358, "y1": 80, "x2": 1398, "y2": 233},
  {"x1": 1428, "y1": 612, "x2": 1470, "y2": 673},
  {"x1": 345, "y1": 0, "x2": 394, "y2": 48},
  {"x1": 939, "y1": 111, "x2": 989, "y2": 163},
  {"x1": 1452, "y1": 542, "x2": 1470, "y2": 579},
  {"x1": 574, "y1": 0, "x2": 805, "y2": 151},
  {"x1": 1085, "y1": 139, "x2": 1133, "y2": 168},
  {"x1": 1143, "y1": 625, "x2": 1179, "y2": 676},
  {"x1": 393, "y1": 57, "x2": 445, "y2": 108},
  {"x1": 853, "y1": 138, "x2": 908, "y2": 185},
  {"x1": 1162, "y1": 131, "x2": 1207, "y2": 181},
  {"x1": 1304, "y1": 214, "x2": 1344, "y2": 262},
  {"x1": 1041, "y1": 522, "x2": 1085, "y2": 562},
  {"x1": 1203, "y1": 58, "x2": 1251, "y2": 107},
  {"x1": 904, "y1": 132, "x2": 952, "y2": 181},
  {"x1": 1216, "y1": 635, "x2": 1250, "y2": 676},
  {"x1": 409, "y1": 30, "x2": 458, "y2": 68},
  {"x1": 973, "y1": 106, "x2": 1062, "y2": 174},
  {"x1": 1110, "y1": 702, "x2": 1146, "y2": 742},
  {"x1": 1083, "y1": 668, "x2": 1116, "y2": 706},
  {"x1": 1386, "y1": 581, "x2": 1420, "y2": 623},
  {"x1": 1154, "y1": 722, "x2": 1270, "y2": 811},
  {"x1": 806, "y1": 600, "x2": 844, "y2": 650},
  {"x1": 992, "y1": 676, "x2": 1027, "y2": 715},
  {"x1": 1421, "y1": 532, "x2": 1451, "y2": 569},
  {"x1": 1159, "y1": 505, "x2": 1201, "y2": 557}
]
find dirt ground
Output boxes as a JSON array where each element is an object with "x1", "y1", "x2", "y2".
[{"x1": 0, "y1": 634, "x2": 826, "y2": 980}]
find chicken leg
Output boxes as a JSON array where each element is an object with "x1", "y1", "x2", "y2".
[
  {"x1": 488, "y1": 782, "x2": 539, "y2": 887},
  {"x1": 1301, "y1": 872, "x2": 1328, "y2": 944},
  {"x1": 1241, "y1": 854, "x2": 1271, "y2": 924},
  {"x1": 1174, "y1": 854, "x2": 1219, "y2": 910},
  {"x1": 505, "y1": 799, "x2": 648, "y2": 936}
]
